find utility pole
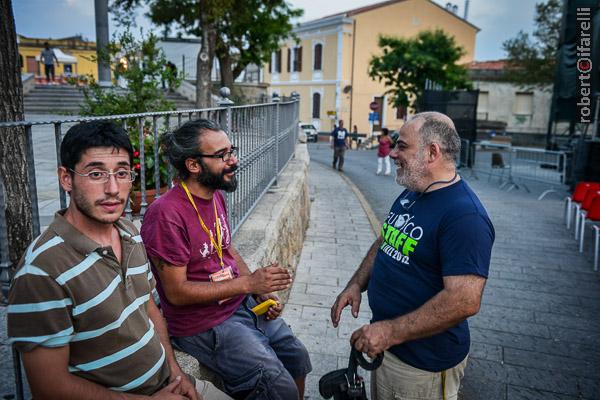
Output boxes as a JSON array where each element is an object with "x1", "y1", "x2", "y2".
[{"x1": 94, "y1": 0, "x2": 111, "y2": 86}]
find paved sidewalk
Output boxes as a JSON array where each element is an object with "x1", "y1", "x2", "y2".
[{"x1": 284, "y1": 162, "x2": 376, "y2": 399}]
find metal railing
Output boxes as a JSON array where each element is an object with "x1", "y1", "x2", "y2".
[
  {"x1": 0, "y1": 90, "x2": 299, "y2": 399},
  {"x1": 0, "y1": 90, "x2": 299, "y2": 291},
  {"x1": 467, "y1": 140, "x2": 568, "y2": 200}
]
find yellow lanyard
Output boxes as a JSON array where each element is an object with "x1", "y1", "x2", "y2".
[{"x1": 180, "y1": 182, "x2": 224, "y2": 269}]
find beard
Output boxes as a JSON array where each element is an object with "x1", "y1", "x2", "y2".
[
  {"x1": 197, "y1": 162, "x2": 239, "y2": 192},
  {"x1": 395, "y1": 150, "x2": 428, "y2": 191},
  {"x1": 70, "y1": 186, "x2": 125, "y2": 225}
]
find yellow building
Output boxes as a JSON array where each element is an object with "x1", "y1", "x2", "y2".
[
  {"x1": 263, "y1": 0, "x2": 478, "y2": 135},
  {"x1": 18, "y1": 35, "x2": 98, "y2": 80}
]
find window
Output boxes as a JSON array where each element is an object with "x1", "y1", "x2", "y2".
[
  {"x1": 396, "y1": 105, "x2": 407, "y2": 120},
  {"x1": 313, "y1": 44, "x2": 322, "y2": 71},
  {"x1": 293, "y1": 47, "x2": 302, "y2": 72},
  {"x1": 513, "y1": 92, "x2": 533, "y2": 115},
  {"x1": 477, "y1": 91, "x2": 489, "y2": 120},
  {"x1": 287, "y1": 48, "x2": 291, "y2": 73},
  {"x1": 275, "y1": 49, "x2": 282, "y2": 73},
  {"x1": 312, "y1": 92, "x2": 321, "y2": 118},
  {"x1": 269, "y1": 50, "x2": 282, "y2": 74}
]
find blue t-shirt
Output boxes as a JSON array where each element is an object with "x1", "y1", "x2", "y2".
[
  {"x1": 331, "y1": 127, "x2": 349, "y2": 147},
  {"x1": 367, "y1": 179, "x2": 494, "y2": 372}
]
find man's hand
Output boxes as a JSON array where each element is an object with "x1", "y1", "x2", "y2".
[
  {"x1": 151, "y1": 376, "x2": 188, "y2": 399},
  {"x1": 247, "y1": 263, "x2": 292, "y2": 295},
  {"x1": 255, "y1": 293, "x2": 283, "y2": 320},
  {"x1": 331, "y1": 283, "x2": 362, "y2": 328},
  {"x1": 350, "y1": 321, "x2": 394, "y2": 359},
  {"x1": 169, "y1": 372, "x2": 199, "y2": 400}
]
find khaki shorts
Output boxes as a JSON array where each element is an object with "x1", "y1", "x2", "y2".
[
  {"x1": 194, "y1": 378, "x2": 234, "y2": 400},
  {"x1": 371, "y1": 351, "x2": 468, "y2": 400}
]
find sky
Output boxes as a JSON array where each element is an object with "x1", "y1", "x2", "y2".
[{"x1": 12, "y1": 0, "x2": 538, "y2": 61}]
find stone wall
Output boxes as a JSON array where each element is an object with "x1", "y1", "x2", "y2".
[
  {"x1": 231, "y1": 83, "x2": 269, "y2": 104},
  {"x1": 175, "y1": 143, "x2": 311, "y2": 385}
]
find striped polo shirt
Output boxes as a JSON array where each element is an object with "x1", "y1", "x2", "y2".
[{"x1": 7, "y1": 211, "x2": 170, "y2": 395}]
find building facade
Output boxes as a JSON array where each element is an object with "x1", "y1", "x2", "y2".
[
  {"x1": 469, "y1": 60, "x2": 552, "y2": 135},
  {"x1": 18, "y1": 35, "x2": 98, "y2": 80},
  {"x1": 262, "y1": 0, "x2": 478, "y2": 134}
]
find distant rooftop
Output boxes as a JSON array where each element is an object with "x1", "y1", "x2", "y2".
[
  {"x1": 18, "y1": 34, "x2": 96, "y2": 50},
  {"x1": 468, "y1": 60, "x2": 510, "y2": 81},
  {"x1": 306, "y1": 0, "x2": 479, "y2": 31},
  {"x1": 468, "y1": 60, "x2": 508, "y2": 70}
]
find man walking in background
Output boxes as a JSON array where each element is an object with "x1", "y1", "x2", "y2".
[
  {"x1": 330, "y1": 120, "x2": 350, "y2": 172},
  {"x1": 40, "y1": 42, "x2": 59, "y2": 83}
]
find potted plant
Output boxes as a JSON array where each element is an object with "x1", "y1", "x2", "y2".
[{"x1": 129, "y1": 127, "x2": 171, "y2": 214}]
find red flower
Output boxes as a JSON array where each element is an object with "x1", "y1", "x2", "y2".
[
  {"x1": 133, "y1": 150, "x2": 140, "y2": 157},
  {"x1": 135, "y1": 163, "x2": 141, "y2": 170}
]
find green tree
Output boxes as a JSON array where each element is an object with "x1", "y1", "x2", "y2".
[
  {"x1": 502, "y1": 0, "x2": 562, "y2": 87},
  {"x1": 112, "y1": 0, "x2": 302, "y2": 105},
  {"x1": 212, "y1": 1, "x2": 302, "y2": 90},
  {"x1": 0, "y1": 0, "x2": 35, "y2": 281},
  {"x1": 79, "y1": 27, "x2": 177, "y2": 116},
  {"x1": 368, "y1": 30, "x2": 471, "y2": 110},
  {"x1": 78, "y1": 27, "x2": 175, "y2": 191}
]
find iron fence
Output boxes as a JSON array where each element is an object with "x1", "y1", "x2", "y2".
[
  {"x1": 467, "y1": 141, "x2": 569, "y2": 200},
  {"x1": 0, "y1": 91, "x2": 299, "y2": 399},
  {"x1": 0, "y1": 92, "x2": 299, "y2": 297}
]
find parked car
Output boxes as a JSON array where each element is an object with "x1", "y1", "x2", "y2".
[{"x1": 299, "y1": 123, "x2": 319, "y2": 142}]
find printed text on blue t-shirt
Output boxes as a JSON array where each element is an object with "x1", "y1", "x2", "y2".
[{"x1": 380, "y1": 210, "x2": 422, "y2": 265}]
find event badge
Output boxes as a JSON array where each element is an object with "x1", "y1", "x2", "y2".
[{"x1": 209, "y1": 266, "x2": 234, "y2": 304}]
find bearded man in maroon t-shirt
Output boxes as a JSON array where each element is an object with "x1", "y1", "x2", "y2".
[{"x1": 140, "y1": 119, "x2": 311, "y2": 400}]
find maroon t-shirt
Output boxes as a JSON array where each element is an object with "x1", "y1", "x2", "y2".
[{"x1": 140, "y1": 184, "x2": 244, "y2": 337}]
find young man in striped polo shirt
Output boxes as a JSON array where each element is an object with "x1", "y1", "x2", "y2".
[{"x1": 7, "y1": 121, "x2": 232, "y2": 399}]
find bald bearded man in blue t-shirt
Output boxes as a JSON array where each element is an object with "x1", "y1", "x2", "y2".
[{"x1": 331, "y1": 112, "x2": 494, "y2": 400}]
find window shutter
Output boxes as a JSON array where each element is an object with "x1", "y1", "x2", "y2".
[
  {"x1": 287, "y1": 48, "x2": 291, "y2": 73},
  {"x1": 298, "y1": 46, "x2": 303, "y2": 72},
  {"x1": 314, "y1": 44, "x2": 322, "y2": 71},
  {"x1": 514, "y1": 92, "x2": 533, "y2": 115},
  {"x1": 276, "y1": 50, "x2": 282, "y2": 73},
  {"x1": 312, "y1": 93, "x2": 321, "y2": 118}
]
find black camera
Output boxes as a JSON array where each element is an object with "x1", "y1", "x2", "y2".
[{"x1": 319, "y1": 347, "x2": 383, "y2": 400}]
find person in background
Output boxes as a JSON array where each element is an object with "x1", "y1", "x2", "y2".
[
  {"x1": 376, "y1": 128, "x2": 393, "y2": 176},
  {"x1": 40, "y1": 42, "x2": 59, "y2": 83},
  {"x1": 330, "y1": 120, "x2": 350, "y2": 172}
]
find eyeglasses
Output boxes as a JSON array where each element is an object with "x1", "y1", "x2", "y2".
[
  {"x1": 69, "y1": 168, "x2": 137, "y2": 183},
  {"x1": 193, "y1": 147, "x2": 238, "y2": 162}
]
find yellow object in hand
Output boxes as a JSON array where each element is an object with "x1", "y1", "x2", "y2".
[{"x1": 252, "y1": 299, "x2": 278, "y2": 316}]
